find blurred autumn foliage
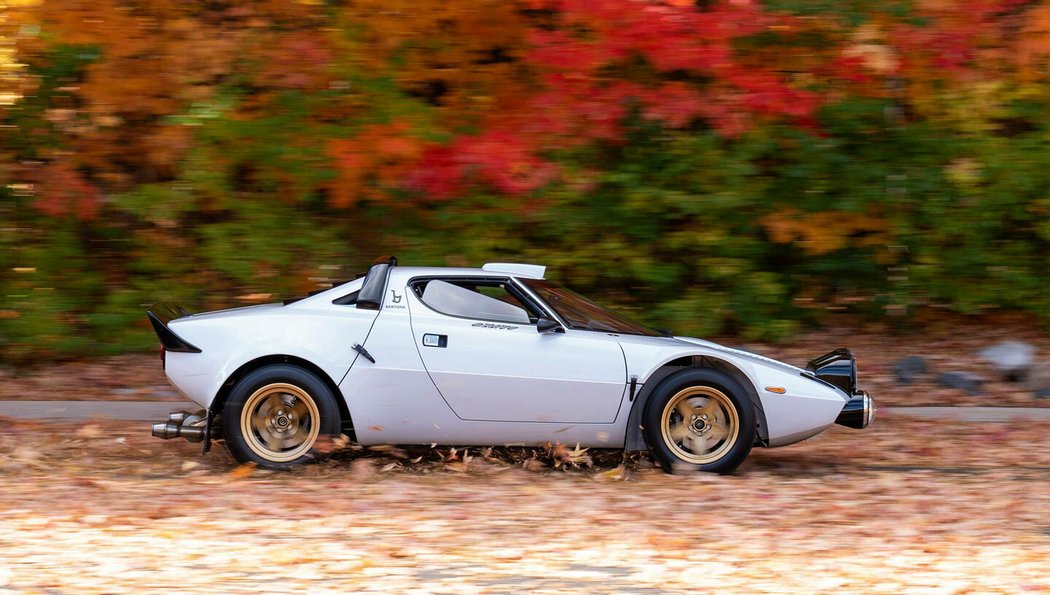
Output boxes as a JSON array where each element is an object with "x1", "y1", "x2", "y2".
[{"x1": 2, "y1": 0, "x2": 1050, "y2": 361}]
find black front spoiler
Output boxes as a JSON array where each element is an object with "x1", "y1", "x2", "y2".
[{"x1": 806, "y1": 348, "x2": 856, "y2": 395}]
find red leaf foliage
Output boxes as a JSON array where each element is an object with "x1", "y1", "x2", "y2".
[
  {"x1": 407, "y1": 130, "x2": 557, "y2": 200},
  {"x1": 404, "y1": 0, "x2": 821, "y2": 200},
  {"x1": 256, "y1": 33, "x2": 334, "y2": 91},
  {"x1": 32, "y1": 162, "x2": 102, "y2": 221}
]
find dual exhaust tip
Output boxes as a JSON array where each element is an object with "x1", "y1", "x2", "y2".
[
  {"x1": 151, "y1": 409, "x2": 207, "y2": 443},
  {"x1": 835, "y1": 392, "x2": 875, "y2": 429}
]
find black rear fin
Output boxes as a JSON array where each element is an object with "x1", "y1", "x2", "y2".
[{"x1": 146, "y1": 303, "x2": 202, "y2": 353}]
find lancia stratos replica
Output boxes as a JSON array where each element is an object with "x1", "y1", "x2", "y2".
[{"x1": 148, "y1": 258, "x2": 874, "y2": 474}]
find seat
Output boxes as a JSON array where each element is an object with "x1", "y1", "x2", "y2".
[{"x1": 421, "y1": 280, "x2": 531, "y2": 324}]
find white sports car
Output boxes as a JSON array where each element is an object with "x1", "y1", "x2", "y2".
[{"x1": 149, "y1": 258, "x2": 874, "y2": 474}]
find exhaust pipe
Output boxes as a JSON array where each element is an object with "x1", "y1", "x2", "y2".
[
  {"x1": 152, "y1": 409, "x2": 207, "y2": 443},
  {"x1": 835, "y1": 392, "x2": 875, "y2": 429}
]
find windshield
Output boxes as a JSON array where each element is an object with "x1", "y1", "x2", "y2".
[{"x1": 521, "y1": 279, "x2": 661, "y2": 336}]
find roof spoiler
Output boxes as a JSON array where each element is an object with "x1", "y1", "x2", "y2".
[
  {"x1": 146, "y1": 303, "x2": 202, "y2": 353},
  {"x1": 482, "y1": 262, "x2": 546, "y2": 279}
]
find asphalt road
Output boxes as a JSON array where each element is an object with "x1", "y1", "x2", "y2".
[{"x1": 0, "y1": 400, "x2": 1048, "y2": 421}]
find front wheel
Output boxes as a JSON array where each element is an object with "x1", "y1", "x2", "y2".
[
  {"x1": 643, "y1": 369, "x2": 756, "y2": 474},
  {"x1": 223, "y1": 364, "x2": 341, "y2": 469}
]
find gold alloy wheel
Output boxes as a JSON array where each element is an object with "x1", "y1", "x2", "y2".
[
  {"x1": 240, "y1": 383, "x2": 320, "y2": 463},
  {"x1": 659, "y1": 386, "x2": 740, "y2": 465}
]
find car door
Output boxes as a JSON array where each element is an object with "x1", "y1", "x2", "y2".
[{"x1": 408, "y1": 277, "x2": 628, "y2": 423}]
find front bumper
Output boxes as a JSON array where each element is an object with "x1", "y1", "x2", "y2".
[{"x1": 835, "y1": 391, "x2": 875, "y2": 429}]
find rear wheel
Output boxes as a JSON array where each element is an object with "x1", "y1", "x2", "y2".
[
  {"x1": 223, "y1": 365, "x2": 341, "y2": 469},
  {"x1": 643, "y1": 369, "x2": 756, "y2": 474}
]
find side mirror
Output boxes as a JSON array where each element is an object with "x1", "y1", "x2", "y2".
[{"x1": 536, "y1": 318, "x2": 564, "y2": 334}]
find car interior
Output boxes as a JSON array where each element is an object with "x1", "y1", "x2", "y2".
[{"x1": 417, "y1": 279, "x2": 535, "y2": 324}]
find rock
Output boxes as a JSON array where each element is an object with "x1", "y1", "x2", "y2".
[
  {"x1": 1035, "y1": 388, "x2": 1050, "y2": 400},
  {"x1": 1024, "y1": 361, "x2": 1050, "y2": 392},
  {"x1": 892, "y1": 356, "x2": 928, "y2": 384},
  {"x1": 978, "y1": 341, "x2": 1035, "y2": 379},
  {"x1": 935, "y1": 371, "x2": 983, "y2": 395}
]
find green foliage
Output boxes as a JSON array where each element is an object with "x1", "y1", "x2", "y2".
[{"x1": 759, "y1": 0, "x2": 915, "y2": 24}]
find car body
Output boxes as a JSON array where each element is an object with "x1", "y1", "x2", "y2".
[{"x1": 149, "y1": 258, "x2": 874, "y2": 473}]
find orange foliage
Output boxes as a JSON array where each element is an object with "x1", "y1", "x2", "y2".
[
  {"x1": 1016, "y1": 2, "x2": 1050, "y2": 81},
  {"x1": 761, "y1": 208, "x2": 889, "y2": 256},
  {"x1": 325, "y1": 122, "x2": 424, "y2": 207},
  {"x1": 17, "y1": 0, "x2": 335, "y2": 195},
  {"x1": 20, "y1": 1, "x2": 239, "y2": 189},
  {"x1": 339, "y1": 0, "x2": 530, "y2": 116}
]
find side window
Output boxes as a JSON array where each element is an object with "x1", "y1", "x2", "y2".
[{"x1": 416, "y1": 279, "x2": 536, "y2": 324}]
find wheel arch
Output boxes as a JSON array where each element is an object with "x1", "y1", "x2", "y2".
[
  {"x1": 624, "y1": 355, "x2": 769, "y2": 451},
  {"x1": 211, "y1": 354, "x2": 354, "y2": 439}
]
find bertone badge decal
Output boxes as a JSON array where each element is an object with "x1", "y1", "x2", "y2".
[{"x1": 384, "y1": 290, "x2": 406, "y2": 309}]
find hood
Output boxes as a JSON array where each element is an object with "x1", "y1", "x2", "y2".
[{"x1": 672, "y1": 336, "x2": 805, "y2": 374}]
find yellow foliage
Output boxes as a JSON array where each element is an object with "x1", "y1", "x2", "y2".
[
  {"x1": 842, "y1": 24, "x2": 899, "y2": 74},
  {"x1": 761, "y1": 208, "x2": 889, "y2": 256},
  {"x1": 0, "y1": 0, "x2": 39, "y2": 106},
  {"x1": 945, "y1": 157, "x2": 983, "y2": 188}
]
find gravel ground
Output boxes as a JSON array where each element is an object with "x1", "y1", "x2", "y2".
[{"x1": 0, "y1": 414, "x2": 1047, "y2": 593}]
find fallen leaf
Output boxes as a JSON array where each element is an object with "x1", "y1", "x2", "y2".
[
  {"x1": 601, "y1": 464, "x2": 627, "y2": 481},
  {"x1": 350, "y1": 458, "x2": 376, "y2": 479},
  {"x1": 228, "y1": 462, "x2": 256, "y2": 480},
  {"x1": 77, "y1": 425, "x2": 103, "y2": 439},
  {"x1": 522, "y1": 459, "x2": 546, "y2": 473}
]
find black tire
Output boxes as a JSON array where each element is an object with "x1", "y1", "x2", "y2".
[
  {"x1": 223, "y1": 364, "x2": 341, "y2": 470},
  {"x1": 642, "y1": 368, "x2": 756, "y2": 474}
]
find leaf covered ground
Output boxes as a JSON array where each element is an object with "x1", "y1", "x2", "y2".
[{"x1": 0, "y1": 415, "x2": 1047, "y2": 593}]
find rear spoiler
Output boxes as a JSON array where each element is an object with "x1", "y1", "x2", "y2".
[{"x1": 146, "y1": 303, "x2": 202, "y2": 353}]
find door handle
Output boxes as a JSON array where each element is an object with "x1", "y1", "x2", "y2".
[
  {"x1": 352, "y1": 343, "x2": 376, "y2": 363},
  {"x1": 422, "y1": 334, "x2": 448, "y2": 348}
]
